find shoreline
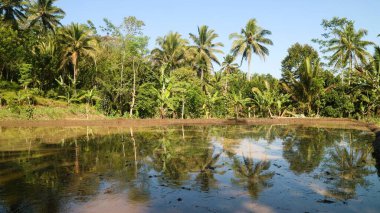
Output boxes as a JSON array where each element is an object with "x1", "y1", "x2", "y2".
[{"x1": 0, "y1": 117, "x2": 378, "y2": 131}]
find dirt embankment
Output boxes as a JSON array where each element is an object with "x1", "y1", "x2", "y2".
[{"x1": 0, "y1": 117, "x2": 375, "y2": 130}]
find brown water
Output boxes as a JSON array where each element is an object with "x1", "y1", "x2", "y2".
[{"x1": 0, "y1": 125, "x2": 379, "y2": 213}]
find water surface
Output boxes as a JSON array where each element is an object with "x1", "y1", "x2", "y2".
[{"x1": 0, "y1": 125, "x2": 379, "y2": 213}]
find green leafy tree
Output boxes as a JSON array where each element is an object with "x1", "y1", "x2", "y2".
[
  {"x1": 0, "y1": 24, "x2": 24, "y2": 81},
  {"x1": 230, "y1": 19, "x2": 273, "y2": 78},
  {"x1": 281, "y1": 43, "x2": 319, "y2": 85}
]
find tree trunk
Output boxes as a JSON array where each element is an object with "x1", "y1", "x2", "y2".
[
  {"x1": 181, "y1": 97, "x2": 185, "y2": 119},
  {"x1": 130, "y1": 59, "x2": 137, "y2": 118},
  {"x1": 349, "y1": 53, "x2": 353, "y2": 85},
  {"x1": 247, "y1": 60, "x2": 251, "y2": 81},
  {"x1": 72, "y1": 52, "x2": 79, "y2": 85},
  {"x1": 235, "y1": 105, "x2": 239, "y2": 120}
]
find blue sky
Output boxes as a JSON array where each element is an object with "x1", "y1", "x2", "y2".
[{"x1": 56, "y1": 0, "x2": 380, "y2": 78}]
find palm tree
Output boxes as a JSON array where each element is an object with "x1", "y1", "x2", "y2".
[
  {"x1": 327, "y1": 23, "x2": 374, "y2": 84},
  {"x1": 189, "y1": 25, "x2": 224, "y2": 82},
  {"x1": 151, "y1": 32, "x2": 188, "y2": 75},
  {"x1": 221, "y1": 54, "x2": 239, "y2": 94},
  {"x1": 221, "y1": 54, "x2": 239, "y2": 75},
  {"x1": 283, "y1": 57, "x2": 324, "y2": 115},
  {"x1": 0, "y1": 0, "x2": 26, "y2": 28},
  {"x1": 59, "y1": 23, "x2": 98, "y2": 84},
  {"x1": 229, "y1": 19, "x2": 273, "y2": 78},
  {"x1": 27, "y1": 0, "x2": 65, "y2": 33}
]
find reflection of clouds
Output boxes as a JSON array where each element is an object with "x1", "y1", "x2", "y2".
[
  {"x1": 70, "y1": 193, "x2": 149, "y2": 213},
  {"x1": 309, "y1": 183, "x2": 344, "y2": 201},
  {"x1": 233, "y1": 139, "x2": 281, "y2": 160},
  {"x1": 243, "y1": 202, "x2": 275, "y2": 213}
]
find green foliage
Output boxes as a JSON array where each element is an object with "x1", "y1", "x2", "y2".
[
  {"x1": 0, "y1": 24, "x2": 25, "y2": 81},
  {"x1": 18, "y1": 63, "x2": 33, "y2": 89},
  {"x1": 0, "y1": 9, "x2": 379, "y2": 121},
  {"x1": 281, "y1": 43, "x2": 320, "y2": 84}
]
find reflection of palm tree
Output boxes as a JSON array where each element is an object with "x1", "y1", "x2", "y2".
[
  {"x1": 194, "y1": 152, "x2": 223, "y2": 191},
  {"x1": 282, "y1": 128, "x2": 332, "y2": 174},
  {"x1": 325, "y1": 145, "x2": 375, "y2": 200},
  {"x1": 231, "y1": 156, "x2": 274, "y2": 199}
]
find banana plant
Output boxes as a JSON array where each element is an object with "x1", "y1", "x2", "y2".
[{"x1": 229, "y1": 92, "x2": 251, "y2": 120}]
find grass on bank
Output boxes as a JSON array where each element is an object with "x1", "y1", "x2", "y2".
[{"x1": 0, "y1": 89, "x2": 104, "y2": 120}]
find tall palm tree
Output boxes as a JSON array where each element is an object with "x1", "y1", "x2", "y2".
[
  {"x1": 229, "y1": 19, "x2": 273, "y2": 78},
  {"x1": 189, "y1": 25, "x2": 224, "y2": 82},
  {"x1": 327, "y1": 23, "x2": 374, "y2": 84},
  {"x1": 0, "y1": 0, "x2": 26, "y2": 28},
  {"x1": 27, "y1": 0, "x2": 65, "y2": 33},
  {"x1": 59, "y1": 23, "x2": 98, "y2": 84},
  {"x1": 151, "y1": 32, "x2": 188, "y2": 74}
]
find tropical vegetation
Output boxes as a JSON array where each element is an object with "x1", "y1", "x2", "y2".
[{"x1": 0, "y1": 2, "x2": 379, "y2": 120}]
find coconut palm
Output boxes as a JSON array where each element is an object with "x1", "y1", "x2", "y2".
[
  {"x1": 221, "y1": 54, "x2": 239, "y2": 75},
  {"x1": 229, "y1": 19, "x2": 273, "y2": 78},
  {"x1": 327, "y1": 22, "x2": 374, "y2": 84},
  {"x1": 27, "y1": 0, "x2": 65, "y2": 33},
  {"x1": 59, "y1": 23, "x2": 98, "y2": 84},
  {"x1": 151, "y1": 32, "x2": 188, "y2": 74},
  {"x1": 189, "y1": 25, "x2": 224, "y2": 82},
  {"x1": 0, "y1": 0, "x2": 26, "y2": 28}
]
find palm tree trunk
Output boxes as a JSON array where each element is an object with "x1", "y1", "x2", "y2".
[
  {"x1": 247, "y1": 62, "x2": 251, "y2": 81},
  {"x1": 72, "y1": 52, "x2": 78, "y2": 84},
  {"x1": 349, "y1": 53, "x2": 353, "y2": 85}
]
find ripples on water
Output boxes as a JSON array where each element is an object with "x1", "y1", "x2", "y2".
[{"x1": 0, "y1": 125, "x2": 379, "y2": 213}]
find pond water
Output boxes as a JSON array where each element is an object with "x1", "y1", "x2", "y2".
[{"x1": 0, "y1": 125, "x2": 379, "y2": 213}]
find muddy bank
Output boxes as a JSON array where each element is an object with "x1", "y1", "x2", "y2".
[
  {"x1": 0, "y1": 118, "x2": 374, "y2": 130},
  {"x1": 369, "y1": 123, "x2": 380, "y2": 176}
]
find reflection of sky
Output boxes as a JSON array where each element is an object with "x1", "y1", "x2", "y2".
[{"x1": 219, "y1": 137, "x2": 283, "y2": 161}]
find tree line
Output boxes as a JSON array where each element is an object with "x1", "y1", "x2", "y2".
[{"x1": 0, "y1": 0, "x2": 379, "y2": 119}]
